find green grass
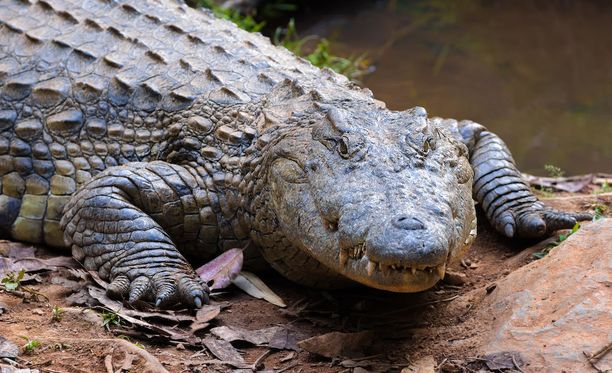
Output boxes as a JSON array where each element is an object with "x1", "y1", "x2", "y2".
[
  {"x1": 533, "y1": 222, "x2": 580, "y2": 259},
  {"x1": 21, "y1": 337, "x2": 41, "y2": 354},
  {"x1": 101, "y1": 311, "x2": 122, "y2": 331},
  {"x1": 194, "y1": 2, "x2": 371, "y2": 82}
]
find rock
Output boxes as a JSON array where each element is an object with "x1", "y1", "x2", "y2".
[{"x1": 478, "y1": 219, "x2": 611, "y2": 372}]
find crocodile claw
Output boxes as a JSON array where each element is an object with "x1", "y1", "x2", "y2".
[
  {"x1": 501, "y1": 203, "x2": 592, "y2": 239},
  {"x1": 106, "y1": 270, "x2": 208, "y2": 309}
]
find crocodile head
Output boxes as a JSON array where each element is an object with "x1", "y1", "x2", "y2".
[{"x1": 251, "y1": 99, "x2": 476, "y2": 292}]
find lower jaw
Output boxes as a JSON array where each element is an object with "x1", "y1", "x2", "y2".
[{"x1": 340, "y1": 258, "x2": 446, "y2": 293}]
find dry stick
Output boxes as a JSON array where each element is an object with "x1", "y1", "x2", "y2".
[
  {"x1": 583, "y1": 341, "x2": 612, "y2": 373},
  {"x1": 277, "y1": 362, "x2": 299, "y2": 373},
  {"x1": 252, "y1": 349, "x2": 272, "y2": 371},
  {"x1": 511, "y1": 354, "x2": 525, "y2": 373},
  {"x1": 378, "y1": 295, "x2": 460, "y2": 317}
]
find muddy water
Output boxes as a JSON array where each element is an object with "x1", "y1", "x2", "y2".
[{"x1": 301, "y1": 1, "x2": 612, "y2": 174}]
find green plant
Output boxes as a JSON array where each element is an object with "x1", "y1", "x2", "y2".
[
  {"x1": 196, "y1": 0, "x2": 266, "y2": 32},
  {"x1": 592, "y1": 204, "x2": 607, "y2": 221},
  {"x1": 21, "y1": 337, "x2": 41, "y2": 353},
  {"x1": 273, "y1": 19, "x2": 371, "y2": 82},
  {"x1": 595, "y1": 180, "x2": 611, "y2": 194},
  {"x1": 51, "y1": 305, "x2": 64, "y2": 322},
  {"x1": 533, "y1": 222, "x2": 580, "y2": 259},
  {"x1": 101, "y1": 311, "x2": 122, "y2": 331},
  {"x1": 544, "y1": 164, "x2": 565, "y2": 178},
  {"x1": 1, "y1": 269, "x2": 25, "y2": 291}
]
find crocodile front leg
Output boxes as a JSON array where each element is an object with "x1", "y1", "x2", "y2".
[
  {"x1": 60, "y1": 161, "x2": 208, "y2": 308},
  {"x1": 435, "y1": 118, "x2": 591, "y2": 239}
]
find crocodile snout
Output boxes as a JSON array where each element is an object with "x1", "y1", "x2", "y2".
[{"x1": 365, "y1": 214, "x2": 449, "y2": 268}]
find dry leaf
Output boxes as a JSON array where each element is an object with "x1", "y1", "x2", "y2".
[
  {"x1": 482, "y1": 351, "x2": 524, "y2": 371},
  {"x1": 0, "y1": 255, "x2": 77, "y2": 276},
  {"x1": 196, "y1": 248, "x2": 243, "y2": 290},
  {"x1": 232, "y1": 271, "x2": 286, "y2": 307},
  {"x1": 210, "y1": 325, "x2": 282, "y2": 346},
  {"x1": 202, "y1": 336, "x2": 245, "y2": 365},
  {"x1": 298, "y1": 331, "x2": 375, "y2": 358},
  {"x1": 0, "y1": 336, "x2": 19, "y2": 359}
]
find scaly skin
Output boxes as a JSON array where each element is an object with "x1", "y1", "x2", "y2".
[{"x1": 0, "y1": 0, "x2": 590, "y2": 308}]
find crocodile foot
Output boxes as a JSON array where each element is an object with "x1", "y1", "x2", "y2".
[
  {"x1": 496, "y1": 201, "x2": 592, "y2": 239},
  {"x1": 105, "y1": 268, "x2": 209, "y2": 308}
]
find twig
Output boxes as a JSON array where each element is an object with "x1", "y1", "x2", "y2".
[
  {"x1": 277, "y1": 362, "x2": 299, "y2": 373},
  {"x1": 583, "y1": 341, "x2": 612, "y2": 373},
  {"x1": 511, "y1": 354, "x2": 525, "y2": 373},
  {"x1": 252, "y1": 349, "x2": 272, "y2": 371}
]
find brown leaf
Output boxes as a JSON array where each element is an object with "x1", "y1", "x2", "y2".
[
  {"x1": 269, "y1": 328, "x2": 299, "y2": 351},
  {"x1": 483, "y1": 351, "x2": 524, "y2": 371},
  {"x1": 196, "y1": 248, "x2": 243, "y2": 290},
  {"x1": 0, "y1": 336, "x2": 19, "y2": 359},
  {"x1": 202, "y1": 336, "x2": 245, "y2": 365},
  {"x1": 232, "y1": 271, "x2": 286, "y2": 307},
  {"x1": 0, "y1": 240, "x2": 36, "y2": 258},
  {"x1": 0, "y1": 255, "x2": 78, "y2": 276},
  {"x1": 210, "y1": 325, "x2": 283, "y2": 346},
  {"x1": 87, "y1": 286, "x2": 195, "y2": 324},
  {"x1": 298, "y1": 331, "x2": 375, "y2": 358},
  {"x1": 523, "y1": 173, "x2": 594, "y2": 193},
  {"x1": 196, "y1": 304, "x2": 221, "y2": 323}
]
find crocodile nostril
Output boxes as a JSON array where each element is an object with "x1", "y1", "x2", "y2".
[{"x1": 393, "y1": 215, "x2": 425, "y2": 230}]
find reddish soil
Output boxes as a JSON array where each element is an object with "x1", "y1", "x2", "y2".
[{"x1": 0, "y1": 192, "x2": 609, "y2": 373}]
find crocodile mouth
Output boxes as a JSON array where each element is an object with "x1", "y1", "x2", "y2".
[{"x1": 337, "y1": 245, "x2": 446, "y2": 292}]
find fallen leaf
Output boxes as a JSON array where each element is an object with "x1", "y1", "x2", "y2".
[
  {"x1": 0, "y1": 256, "x2": 77, "y2": 276},
  {"x1": 87, "y1": 286, "x2": 199, "y2": 344},
  {"x1": 483, "y1": 351, "x2": 524, "y2": 371},
  {"x1": 196, "y1": 304, "x2": 221, "y2": 323},
  {"x1": 87, "y1": 286, "x2": 195, "y2": 324},
  {"x1": 232, "y1": 271, "x2": 286, "y2": 307},
  {"x1": 523, "y1": 173, "x2": 594, "y2": 193},
  {"x1": 190, "y1": 304, "x2": 221, "y2": 333},
  {"x1": 298, "y1": 331, "x2": 375, "y2": 358},
  {"x1": 269, "y1": 328, "x2": 299, "y2": 351},
  {"x1": 0, "y1": 240, "x2": 36, "y2": 258},
  {"x1": 0, "y1": 336, "x2": 19, "y2": 359},
  {"x1": 196, "y1": 248, "x2": 243, "y2": 290},
  {"x1": 202, "y1": 336, "x2": 245, "y2": 365},
  {"x1": 211, "y1": 325, "x2": 283, "y2": 346}
]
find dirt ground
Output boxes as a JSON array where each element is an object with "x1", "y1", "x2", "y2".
[{"x1": 0, "y1": 191, "x2": 610, "y2": 373}]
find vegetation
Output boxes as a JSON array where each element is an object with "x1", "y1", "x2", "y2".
[
  {"x1": 595, "y1": 180, "x2": 611, "y2": 194},
  {"x1": 1, "y1": 269, "x2": 25, "y2": 291},
  {"x1": 51, "y1": 305, "x2": 64, "y2": 322},
  {"x1": 544, "y1": 164, "x2": 565, "y2": 178},
  {"x1": 21, "y1": 337, "x2": 41, "y2": 354},
  {"x1": 101, "y1": 310, "x2": 122, "y2": 331},
  {"x1": 194, "y1": 1, "x2": 371, "y2": 82},
  {"x1": 592, "y1": 204, "x2": 607, "y2": 221},
  {"x1": 274, "y1": 19, "x2": 371, "y2": 82},
  {"x1": 533, "y1": 222, "x2": 580, "y2": 259}
]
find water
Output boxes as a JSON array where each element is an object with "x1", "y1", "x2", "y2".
[{"x1": 299, "y1": 1, "x2": 612, "y2": 174}]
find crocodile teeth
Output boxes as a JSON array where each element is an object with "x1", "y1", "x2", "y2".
[
  {"x1": 381, "y1": 264, "x2": 390, "y2": 276},
  {"x1": 436, "y1": 264, "x2": 446, "y2": 279},
  {"x1": 366, "y1": 261, "x2": 376, "y2": 276},
  {"x1": 411, "y1": 267, "x2": 417, "y2": 275},
  {"x1": 339, "y1": 250, "x2": 348, "y2": 266}
]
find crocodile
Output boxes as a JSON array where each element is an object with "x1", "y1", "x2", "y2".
[{"x1": 0, "y1": 0, "x2": 590, "y2": 308}]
